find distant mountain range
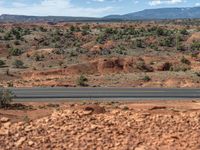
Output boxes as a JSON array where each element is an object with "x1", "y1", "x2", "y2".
[
  {"x1": 0, "y1": 14, "x2": 101, "y2": 23},
  {"x1": 104, "y1": 7, "x2": 200, "y2": 20},
  {"x1": 0, "y1": 7, "x2": 199, "y2": 23}
]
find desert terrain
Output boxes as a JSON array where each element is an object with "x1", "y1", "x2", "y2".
[
  {"x1": 0, "y1": 100, "x2": 200, "y2": 149},
  {"x1": 0, "y1": 20, "x2": 200, "y2": 88},
  {"x1": 0, "y1": 20, "x2": 200, "y2": 149}
]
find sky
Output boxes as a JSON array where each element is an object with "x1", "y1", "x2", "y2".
[{"x1": 0, "y1": 0, "x2": 199, "y2": 17}]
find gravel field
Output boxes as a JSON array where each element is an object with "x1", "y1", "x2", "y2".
[{"x1": 0, "y1": 100, "x2": 200, "y2": 150}]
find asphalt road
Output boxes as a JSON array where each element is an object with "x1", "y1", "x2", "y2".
[{"x1": 7, "y1": 87, "x2": 200, "y2": 101}]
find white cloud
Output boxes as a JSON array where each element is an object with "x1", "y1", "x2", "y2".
[
  {"x1": 93, "y1": 0, "x2": 105, "y2": 2},
  {"x1": 131, "y1": 0, "x2": 139, "y2": 4},
  {"x1": 92, "y1": 0, "x2": 122, "y2": 2},
  {"x1": 0, "y1": 0, "x2": 114, "y2": 17},
  {"x1": 149, "y1": 0, "x2": 183, "y2": 6},
  {"x1": 195, "y1": 3, "x2": 200, "y2": 6}
]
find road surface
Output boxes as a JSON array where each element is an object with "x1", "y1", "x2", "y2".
[{"x1": 7, "y1": 87, "x2": 200, "y2": 101}]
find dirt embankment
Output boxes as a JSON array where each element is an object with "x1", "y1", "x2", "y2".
[
  {"x1": 1, "y1": 54, "x2": 195, "y2": 88},
  {"x1": 22, "y1": 57, "x2": 154, "y2": 78}
]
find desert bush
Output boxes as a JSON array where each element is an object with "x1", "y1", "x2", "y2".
[
  {"x1": 46, "y1": 103, "x2": 60, "y2": 108},
  {"x1": 180, "y1": 29, "x2": 188, "y2": 35},
  {"x1": 135, "y1": 39, "x2": 143, "y2": 48},
  {"x1": 39, "y1": 26, "x2": 47, "y2": 32},
  {"x1": 13, "y1": 60, "x2": 24, "y2": 68},
  {"x1": 23, "y1": 115, "x2": 30, "y2": 123},
  {"x1": 136, "y1": 60, "x2": 153, "y2": 72},
  {"x1": 10, "y1": 27, "x2": 23, "y2": 39},
  {"x1": 4, "y1": 32, "x2": 12, "y2": 40},
  {"x1": 160, "y1": 62, "x2": 172, "y2": 71},
  {"x1": 81, "y1": 30, "x2": 89, "y2": 36},
  {"x1": 77, "y1": 75, "x2": 88, "y2": 86},
  {"x1": 82, "y1": 24, "x2": 90, "y2": 31},
  {"x1": 9, "y1": 48, "x2": 22, "y2": 56},
  {"x1": 191, "y1": 52, "x2": 199, "y2": 58},
  {"x1": 7, "y1": 82, "x2": 13, "y2": 87},
  {"x1": 0, "y1": 60, "x2": 5, "y2": 67},
  {"x1": 70, "y1": 25, "x2": 75, "y2": 32},
  {"x1": 191, "y1": 41, "x2": 200, "y2": 50},
  {"x1": 116, "y1": 47, "x2": 127, "y2": 55},
  {"x1": 81, "y1": 25, "x2": 90, "y2": 35},
  {"x1": 175, "y1": 33, "x2": 183, "y2": 51},
  {"x1": 121, "y1": 106, "x2": 129, "y2": 111},
  {"x1": 181, "y1": 56, "x2": 191, "y2": 65},
  {"x1": 34, "y1": 53, "x2": 44, "y2": 61},
  {"x1": 156, "y1": 27, "x2": 165, "y2": 36},
  {"x1": 0, "y1": 28, "x2": 4, "y2": 33},
  {"x1": 96, "y1": 33, "x2": 107, "y2": 44},
  {"x1": 104, "y1": 28, "x2": 116, "y2": 34},
  {"x1": 170, "y1": 64, "x2": 191, "y2": 72},
  {"x1": 0, "y1": 88, "x2": 14, "y2": 108},
  {"x1": 142, "y1": 75, "x2": 151, "y2": 82},
  {"x1": 195, "y1": 72, "x2": 200, "y2": 77},
  {"x1": 159, "y1": 37, "x2": 174, "y2": 47},
  {"x1": 69, "y1": 51, "x2": 78, "y2": 57},
  {"x1": 53, "y1": 49, "x2": 65, "y2": 55},
  {"x1": 14, "y1": 40, "x2": 20, "y2": 45}
]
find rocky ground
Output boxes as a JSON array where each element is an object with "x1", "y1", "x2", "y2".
[{"x1": 0, "y1": 100, "x2": 200, "y2": 150}]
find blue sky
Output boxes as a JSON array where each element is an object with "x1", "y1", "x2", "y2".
[{"x1": 0, "y1": 0, "x2": 199, "y2": 17}]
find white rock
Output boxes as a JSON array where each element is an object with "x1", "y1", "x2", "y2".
[
  {"x1": 0, "y1": 117, "x2": 9, "y2": 123},
  {"x1": 3, "y1": 122, "x2": 11, "y2": 128},
  {"x1": 0, "y1": 128, "x2": 9, "y2": 135},
  {"x1": 15, "y1": 137, "x2": 27, "y2": 147},
  {"x1": 28, "y1": 141, "x2": 34, "y2": 146}
]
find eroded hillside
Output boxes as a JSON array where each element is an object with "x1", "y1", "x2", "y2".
[{"x1": 0, "y1": 21, "x2": 200, "y2": 87}]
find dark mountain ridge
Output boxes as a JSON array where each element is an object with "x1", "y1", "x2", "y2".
[{"x1": 104, "y1": 7, "x2": 200, "y2": 20}]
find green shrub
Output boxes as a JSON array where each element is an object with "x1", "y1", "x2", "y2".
[
  {"x1": 116, "y1": 49, "x2": 127, "y2": 55},
  {"x1": 10, "y1": 27, "x2": 23, "y2": 40},
  {"x1": 142, "y1": 75, "x2": 151, "y2": 82},
  {"x1": 191, "y1": 41, "x2": 200, "y2": 50},
  {"x1": 180, "y1": 29, "x2": 188, "y2": 35},
  {"x1": 81, "y1": 30, "x2": 89, "y2": 36},
  {"x1": 14, "y1": 40, "x2": 20, "y2": 45},
  {"x1": 23, "y1": 115, "x2": 30, "y2": 123},
  {"x1": 70, "y1": 25, "x2": 75, "y2": 32},
  {"x1": 191, "y1": 53, "x2": 198, "y2": 58},
  {"x1": 96, "y1": 34, "x2": 106, "y2": 44},
  {"x1": 159, "y1": 37, "x2": 174, "y2": 47},
  {"x1": 170, "y1": 64, "x2": 191, "y2": 72},
  {"x1": 181, "y1": 56, "x2": 191, "y2": 65},
  {"x1": 77, "y1": 75, "x2": 88, "y2": 86},
  {"x1": 4, "y1": 32, "x2": 12, "y2": 40},
  {"x1": 135, "y1": 39, "x2": 143, "y2": 48},
  {"x1": 0, "y1": 88, "x2": 14, "y2": 108},
  {"x1": 39, "y1": 26, "x2": 47, "y2": 32},
  {"x1": 34, "y1": 53, "x2": 44, "y2": 61},
  {"x1": 7, "y1": 82, "x2": 13, "y2": 87},
  {"x1": 195, "y1": 72, "x2": 200, "y2": 77},
  {"x1": 9, "y1": 48, "x2": 22, "y2": 56},
  {"x1": 136, "y1": 60, "x2": 153, "y2": 72},
  {"x1": 0, "y1": 60, "x2": 5, "y2": 67},
  {"x1": 156, "y1": 27, "x2": 165, "y2": 36},
  {"x1": 13, "y1": 60, "x2": 24, "y2": 68}
]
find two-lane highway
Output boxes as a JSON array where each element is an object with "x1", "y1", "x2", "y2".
[{"x1": 8, "y1": 87, "x2": 200, "y2": 101}]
